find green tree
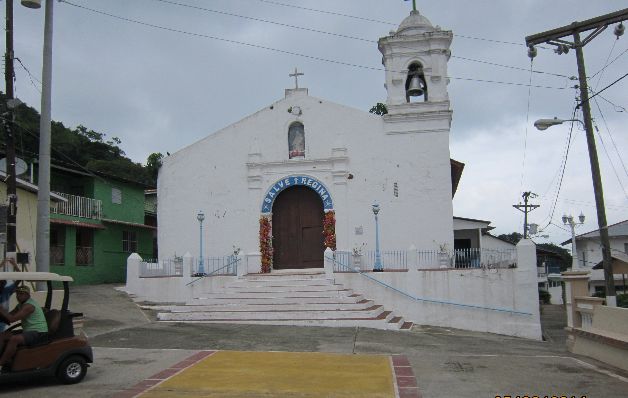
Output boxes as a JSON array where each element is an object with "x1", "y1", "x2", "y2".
[
  {"x1": 497, "y1": 232, "x2": 523, "y2": 244},
  {"x1": 0, "y1": 91, "x2": 157, "y2": 186},
  {"x1": 369, "y1": 102, "x2": 388, "y2": 115},
  {"x1": 145, "y1": 152, "x2": 164, "y2": 185}
]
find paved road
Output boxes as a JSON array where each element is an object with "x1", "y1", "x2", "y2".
[{"x1": 1, "y1": 284, "x2": 627, "y2": 397}]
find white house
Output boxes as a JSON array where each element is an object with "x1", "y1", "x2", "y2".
[
  {"x1": 561, "y1": 219, "x2": 628, "y2": 295},
  {"x1": 141, "y1": 8, "x2": 541, "y2": 339}
]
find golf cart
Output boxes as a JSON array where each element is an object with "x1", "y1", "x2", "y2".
[{"x1": 0, "y1": 272, "x2": 93, "y2": 384}]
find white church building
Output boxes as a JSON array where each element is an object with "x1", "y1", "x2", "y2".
[{"x1": 127, "y1": 9, "x2": 542, "y2": 340}]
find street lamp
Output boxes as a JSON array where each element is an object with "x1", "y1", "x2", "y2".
[
  {"x1": 372, "y1": 203, "x2": 383, "y2": 272},
  {"x1": 23, "y1": 0, "x2": 53, "y2": 287},
  {"x1": 196, "y1": 211, "x2": 205, "y2": 275},
  {"x1": 563, "y1": 213, "x2": 585, "y2": 269},
  {"x1": 533, "y1": 117, "x2": 583, "y2": 131}
]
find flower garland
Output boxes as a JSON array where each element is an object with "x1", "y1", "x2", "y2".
[
  {"x1": 322, "y1": 210, "x2": 336, "y2": 251},
  {"x1": 259, "y1": 216, "x2": 273, "y2": 273}
]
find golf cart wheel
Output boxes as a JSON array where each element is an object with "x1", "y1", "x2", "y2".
[{"x1": 57, "y1": 355, "x2": 87, "y2": 384}]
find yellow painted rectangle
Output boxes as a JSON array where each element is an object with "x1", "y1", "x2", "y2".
[{"x1": 141, "y1": 351, "x2": 395, "y2": 398}]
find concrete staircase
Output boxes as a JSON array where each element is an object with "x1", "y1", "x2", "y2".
[{"x1": 150, "y1": 269, "x2": 413, "y2": 331}]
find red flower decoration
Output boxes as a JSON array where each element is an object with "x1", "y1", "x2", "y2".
[
  {"x1": 259, "y1": 216, "x2": 273, "y2": 273},
  {"x1": 322, "y1": 210, "x2": 336, "y2": 251}
]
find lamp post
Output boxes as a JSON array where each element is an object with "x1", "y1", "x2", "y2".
[
  {"x1": 372, "y1": 203, "x2": 383, "y2": 272},
  {"x1": 22, "y1": 0, "x2": 53, "y2": 287},
  {"x1": 563, "y1": 213, "x2": 585, "y2": 270},
  {"x1": 196, "y1": 211, "x2": 205, "y2": 275}
]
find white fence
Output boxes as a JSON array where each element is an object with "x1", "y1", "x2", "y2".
[
  {"x1": 51, "y1": 192, "x2": 102, "y2": 219},
  {"x1": 333, "y1": 248, "x2": 517, "y2": 272}
]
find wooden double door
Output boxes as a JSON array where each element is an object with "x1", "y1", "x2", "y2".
[{"x1": 272, "y1": 186, "x2": 325, "y2": 269}]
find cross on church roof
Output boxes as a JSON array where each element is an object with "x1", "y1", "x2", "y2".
[{"x1": 289, "y1": 67, "x2": 304, "y2": 89}]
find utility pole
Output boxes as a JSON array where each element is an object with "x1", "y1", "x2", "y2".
[
  {"x1": 3, "y1": 0, "x2": 18, "y2": 258},
  {"x1": 513, "y1": 191, "x2": 539, "y2": 239},
  {"x1": 526, "y1": 7, "x2": 628, "y2": 307}
]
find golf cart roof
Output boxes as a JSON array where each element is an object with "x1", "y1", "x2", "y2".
[{"x1": 0, "y1": 272, "x2": 73, "y2": 282}]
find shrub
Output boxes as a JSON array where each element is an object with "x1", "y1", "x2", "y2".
[
  {"x1": 538, "y1": 289, "x2": 551, "y2": 304},
  {"x1": 618, "y1": 293, "x2": 628, "y2": 308}
]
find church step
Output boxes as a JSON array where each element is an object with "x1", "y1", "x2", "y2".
[
  {"x1": 186, "y1": 295, "x2": 364, "y2": 305},
  {"x1": 242, "y1": 271, "x2": 326, "y2": 281},
  {"x1": 157, "y1": 318, "x2": 408, "y2": 330},
  {"x1": 217, "y1": 285, "x2": 350, "y2": 294},
  {"x1": 195, "y1": 290, "x2": 354, "y2": 299},
  {"x1": 145, "y1": 301, "x2": 375, "y2": 313},
  {"x1": 226, "y1": 279, "x2": 335, "y2": 288},
  {"x1": 157, "y1": 305, "x2": 385, "y2": 321}
]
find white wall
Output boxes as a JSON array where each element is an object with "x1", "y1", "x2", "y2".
[
  {"x1": 333, "y1": 239, "x2": 542, "y2": 339},
  {"x1": 158, "y1": 89, "x2": 454, "y2": 262}
]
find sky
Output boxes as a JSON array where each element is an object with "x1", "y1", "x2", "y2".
[{"x1": 3, "y1": 0, "x2": 628, "y2": 248}]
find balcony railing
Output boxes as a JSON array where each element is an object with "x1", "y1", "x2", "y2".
[{"x1": 51, "y1": 192, "x2": 102, "y2": 220}]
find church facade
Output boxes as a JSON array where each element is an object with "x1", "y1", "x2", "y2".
[
  {"x1": 159, "y1": 10, "x2": 456, "y2": 268},
  {"x1": 141, "y1": 8, "x2": 541, "y2": 339}
]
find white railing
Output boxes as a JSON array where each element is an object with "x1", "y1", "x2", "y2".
[
  {"x1": 51, "y1": 192, "x2": 102, "y2": 220},
  {"x1": 192, "y1": 255, "x2": 239, "y2": 276},
  {"x1": 334, "y1": 248, "x2": 516, "y2": 272},
  {"x1": 139, "y1": 258, "x2": 183, "y2": 278},
  {"x1": 417, "y1": 248, "x2": 517, "y2": 270}
]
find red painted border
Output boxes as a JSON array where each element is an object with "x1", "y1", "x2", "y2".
[
  {"x1": 392, "y1": 354, "x2": 421, "y2": 398},
  {"x1": 112, "y1": 350, "x2": 216, "y2": 398}
]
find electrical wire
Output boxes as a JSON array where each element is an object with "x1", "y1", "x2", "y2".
[
  {"x1": 518, "y1": 61, "x2": 534, "y2": 200},
  {"x1": 59, "y1": 1, "x2": 570, "y2": 90},
  {"x1": 254, "y1": 0, "x2": 552, "y2": 49},
  {"x1": 592, "y1": 96, "x2": 628, "y2": 179},
  {"x1": 538, "y1": 102, "x2": 579, "y2": 232},
  {"x1": 151, "y1": 0, "x2": 570, "y2": 79},
  {"x1": 14, "y1": 58, "x2": 42, "y2": 94},
  {"x1": 590, "y1": 46, "x2": 628, "y2": 79},
  {"x1": 591, "y1": 105, "x2": 628, "y2": 201},
  {"x1": 579, "y1": 71, "x2": 628, "y2": 107}
]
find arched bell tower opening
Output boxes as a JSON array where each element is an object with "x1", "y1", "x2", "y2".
[
  {"x1": 405, "y1": 62, "x2": 427, "y2": 102},
  {"x1": 272, "y1": 186, "x2": 325, "y2": 269}
]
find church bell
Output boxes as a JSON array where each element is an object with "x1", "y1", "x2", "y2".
[{"x1": 406, "y1": 75, "x2": 425, "y2": 97}]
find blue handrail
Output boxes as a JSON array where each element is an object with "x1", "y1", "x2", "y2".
[{"x1": 326, "y1": 255, "x2": 532, "y2": 316}]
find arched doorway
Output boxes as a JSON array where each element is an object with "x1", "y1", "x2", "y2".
[{"x1": 272, "y1": 186, "x2": 325, "y2": 269}]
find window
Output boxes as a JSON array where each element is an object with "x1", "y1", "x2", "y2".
[
  {"x1": 580, "y1": 250, "x2": 586, "y2": 268},
  {"x1": 288, "y1": 122, "x2": 305, "y2": 159},
  {"x1": 112, "y1": 188, "x2": 122, "y2": 204},
  {"x1": 123, "y1": 231, "x2": 138, "y2": 253}
]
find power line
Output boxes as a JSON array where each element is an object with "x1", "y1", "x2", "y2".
[
  {"x1": 538, "y1": 103, "x2": 579, "y2": 231},
  {"x1": 517, "y1": 61, "x2": 534, "y2": 205},
  {"x1": 592, "y1": 96, "x2": 628, "y2": 179},
  {"x1": 60, "y1": 1, "x2": 569, "y2": 90},
  {"x1": 256, "y1": 0, "x2": 396, "y2": 26},
  {"x1": 254, "y1": 0, "x2": 551, "y2": 49},
  {"x1": 590, "y1": 46, "x2": 628, "y2": 79},
  {"x1": 152, "y1": 0, "x2": 570, "y2": 79},
  {"x1": 579, "y1": 71, "x2": 628, "y2": 108},
  {"x1": 15, "y1": 57, "x2": 42, "y2": 93},
  {"x1": 591, "y1": 103, "x2": 628, "y2": 201}
]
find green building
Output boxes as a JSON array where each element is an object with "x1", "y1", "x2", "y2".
[{"x1": 47, "y1": 164, "x2": 156, "y2": 284}]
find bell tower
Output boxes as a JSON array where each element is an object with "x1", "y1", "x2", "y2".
[{"x1": 378, "y1": 9, "x2": 453, "y2": 134}]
